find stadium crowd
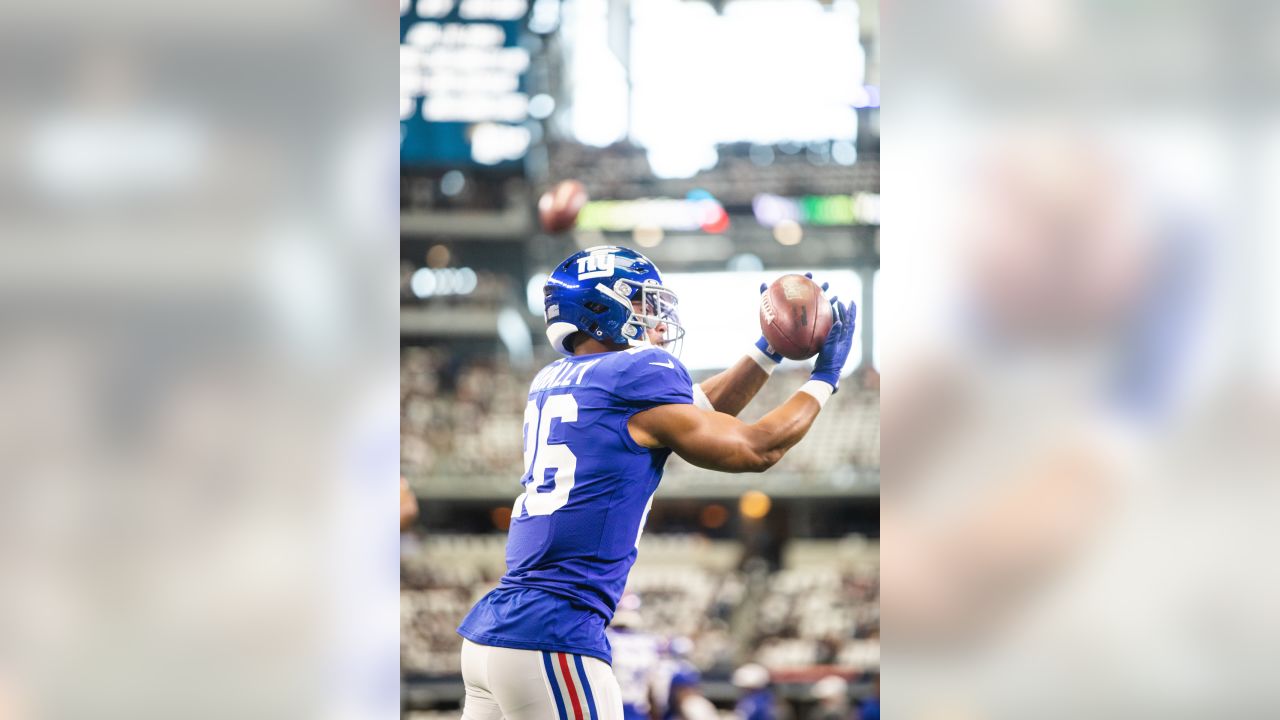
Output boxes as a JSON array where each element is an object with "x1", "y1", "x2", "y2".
[
  {"x1": 400, "y1": 344, "x2": 880, "y2": 715},
  {"x1": 401, "y1": 535, "x2": 879, "y2": 681},
  {"x1": 400, "y1": 347, "x2": 880, "y2": 486}
]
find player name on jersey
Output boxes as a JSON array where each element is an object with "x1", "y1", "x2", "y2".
[{"x1": 529, "y1": 358, "x2": 604, "y2": 393}]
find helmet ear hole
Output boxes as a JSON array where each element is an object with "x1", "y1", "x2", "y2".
[{"x1": 583, "y1": 301, "x2": 609, "y2": 314}]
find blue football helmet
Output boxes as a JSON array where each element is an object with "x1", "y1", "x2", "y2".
[{"x1": 543, "y1": 245, "x2": 685, "y2": 357}]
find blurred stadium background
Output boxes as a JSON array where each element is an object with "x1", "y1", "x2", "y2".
[{"x1": 400, "y1": 0, "x2": 878, "y2": 717}]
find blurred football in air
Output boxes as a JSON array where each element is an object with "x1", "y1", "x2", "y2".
[
  {"x1": 537, "y1": 179, "x2": 588, "y2": 234},
  {"x1": 759, "y1": 274, "x2": 835, "y2": 361}
]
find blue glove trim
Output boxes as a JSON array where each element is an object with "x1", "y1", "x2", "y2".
[{"x1": 753, "y1": 335, "x2": 784, "y2": 365}]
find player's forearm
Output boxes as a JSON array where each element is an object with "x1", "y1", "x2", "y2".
[
  {"x1": 696, "y1": 355, "x2": 769, "y2": 416},
  {"x1": 746, "y1": 388, "x2": 824, "y2": 469}
]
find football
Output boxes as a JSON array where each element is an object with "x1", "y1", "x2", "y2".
[
  {"x1": 537, "y1": 179, "x2": 588, "y2": 234},
  {"x1": 759, "y1": 274, "x2": 835, "y2": 360}
]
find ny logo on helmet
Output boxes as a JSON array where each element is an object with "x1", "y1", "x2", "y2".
[{"x1": 576, "y1": 250, "x2": 615, "y2": 280}]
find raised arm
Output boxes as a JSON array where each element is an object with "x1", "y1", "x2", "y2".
[
  {"x1": 696, "y1": 354, "x2": 770, "y2": 416},
  {"x1": 632, "y1": 299, "x2": 857, "y2": 473},
  {"x1": 629, "y1": 391, "x2": 823, "y2": 473},
  {"x1": 694, "y1": 273, "x2": 833, "y2": 417}
]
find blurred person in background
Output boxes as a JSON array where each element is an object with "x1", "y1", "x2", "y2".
[
  {"x1": 809, "y1": 675, "x2": 851, "y2": 720},
  {"x1": 605, "y1": 595, "x2": 662, "y2": 720},
  {"x1": 654, "y1": 637, "x2": 718, "y2": 720},
  {"x1": 856, "y1": 675, "x2": 878, "y2": 720},
  {"x1": 400, "y1": 476, "x2": 418, "y2": 532},
  {"x1": 732, "y1": 663, "x2": 777, "y2": 720}
]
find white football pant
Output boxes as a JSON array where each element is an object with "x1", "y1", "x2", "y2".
[{"x1": 460, "y1": 639, "x2": 624, "y2": 720}]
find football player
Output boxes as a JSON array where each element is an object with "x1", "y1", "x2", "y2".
[
  {"x1": 731, "y1": 664, "x2": 776, "y2": 720},
  {"x1": 653, "y1": 637, "x2": 717, "y2": 720},
  {"x1": 603, "y1": 596, "x2": 660, "y2": 720},
  {"x1": 457, "y1": 246, "x2": 855, "y2": 719}
]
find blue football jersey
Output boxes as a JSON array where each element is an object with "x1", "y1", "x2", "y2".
[
  {"x1": 655, "y1": 659, "x2": 702, "y2": 720},
  {"x1": 458, "y1": 346, "x2": 694, "y2": 663},
  {"x1": 736, "y1": 689, "x2": 777, "y2": 720}
]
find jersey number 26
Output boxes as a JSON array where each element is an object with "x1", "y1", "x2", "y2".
[{"x1": 515, "y1": 393, "x2": 578, "y2": 517}]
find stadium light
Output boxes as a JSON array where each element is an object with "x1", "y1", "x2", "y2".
[
  {"x1": 528, "y1": 93, "x2": 556, "y2": 119},
  {"x1": 439, "y1": 173, "x2": 465, "y2": 198},
  {"x1": 832, "y1": 140, "x2": 858, "y2": 166},
  {"x1": 773, "y1": 219, "x2": 803, "y2": 246},
  {"x1": 410, "y1": 268, "x2": 437, "y2": 298},
  {"x1": 633, "y1": 224, "x2": 663, "y2": 248},
  {"x1": 527, "y1": 0, "x2": 560, "y2": 33},
  {"x1": 526, "y1": 273, "x2": 548, "y2": 315},
  {"x1": 435, "y1": 268, "x2": 456, "y2": 295},
  {"x1": 740, "y1": 490, "x2": 772, "y2": 519},
  {"x1": 455, "y1": 267, "x2": 478, "y2": 295},
  {"x1": 700, "y1": 504, "x2": 729, "y2": 529}
]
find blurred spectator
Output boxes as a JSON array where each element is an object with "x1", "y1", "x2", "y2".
[
  {"x1": 399, "y1": 476, "x2": 418, "y2": 531},
  {"x1": 400, "y1": 347, "x2": 529, "y2": 478},
  {"x1": 810, "y1": 675, "x2": 851, "y2": 720},
  {"x1": 401, "y1": 534, "x2": 879, "y2": 687},
  {"x1": 855, "y1": 675, "x2": 878, "y2": 720},
  {"x1": 606, "y1": 596, "x2": 662, "y2": 720},
  {"x1": 732, "y1": 663, "x2": 777, "y2": 720},
  {"x1": 654, "y1": 636, "x2": 718, "y2": 720}
]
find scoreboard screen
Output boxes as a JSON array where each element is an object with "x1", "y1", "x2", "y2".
[{"x1": 400, "y1": 0, "x2": 532, "y2": 169}]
